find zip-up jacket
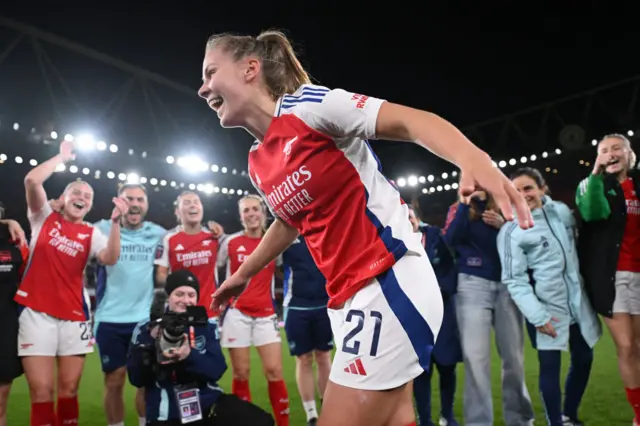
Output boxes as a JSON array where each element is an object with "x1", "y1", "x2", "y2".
[
  {"x1": 420, "y1": 224, "x2": 461, "y2": 365},
  {"x1": 443, "y1": 201, "x2": 502, "y2": 282},
  {"x1": 575, "y1": 171, "x2": 640, "y2": 317},
  {"x1": 497, "y1": 196, "x2": 601, "y2": 351},
  {"x1": 127, "y1": 319, "x2": 227, "y2": 422}
]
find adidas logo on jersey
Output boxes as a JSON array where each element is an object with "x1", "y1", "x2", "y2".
[
  {"x1": 175, "y1": 244, "x2": 184, "y2": 251},
  {"x1": 237, "y1": 245, "x2": 246, "y2": 252},
  {"x1": 343, "y1": 358, "x2": 367, "y2": 376}
]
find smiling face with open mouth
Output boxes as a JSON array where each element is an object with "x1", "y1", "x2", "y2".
[
  {"x1": 598, "y1": 136, "x2": 632, "y2": 176},
  {"x1": 176, "y1": 192, "x2": 203, "y2": 227},
  {"x1": 63, "y1": 181, "x2": 94, "y2": 222},
  {"x1": 239, "y1": 196, "x2": 266, "y2": 233},
  {"x1": 120, "y1": 185, "x2": 148, "y2": 229}
]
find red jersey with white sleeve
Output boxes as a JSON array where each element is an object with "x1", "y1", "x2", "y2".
[
  {"x1": 154, "y1": 227, "x2": 220, "y2": 318},
  {"x1": 15, "y1": 204, "x2": 108, "y2": 321},
  {"x1": 217, "y1": 231, "x2": 281, "y2": 317},
  {"x1": 617, "y1": 177, "x2": 640, "y2": 272},
  {"x1": 248, "y1": 85, "x2": 423, "y2": 309}
]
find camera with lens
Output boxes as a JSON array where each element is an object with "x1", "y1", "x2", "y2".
[{"x1": 150, "y1": 295, "x2": 208, "y2": 363}]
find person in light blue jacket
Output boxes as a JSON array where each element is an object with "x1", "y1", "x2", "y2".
[{"x1": 497, "y1": 167, "x2": 601, "y2": 426}]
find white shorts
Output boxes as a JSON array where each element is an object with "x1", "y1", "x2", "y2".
[
  {"x1": 328, "y1": 251, "x2": 443, "y2": 391},
  {"x1": 220, "y1": 308, "x2": 281, "y2": 348},
  {"x1": 18, "y1": 307, "x2": 94, "y2": 357},
  {"x1": 613, "y1": 271, "x2": 640, "y2": 315}
]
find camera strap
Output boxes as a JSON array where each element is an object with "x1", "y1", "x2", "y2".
[{"x1": 173, "y1": 385, "x2": 203, "y2": 424}]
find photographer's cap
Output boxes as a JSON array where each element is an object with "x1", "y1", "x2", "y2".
[{"x1": 165, "y1": 269, "x2": 200, "y2": 299}]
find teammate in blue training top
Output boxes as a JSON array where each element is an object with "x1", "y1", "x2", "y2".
[
  {"x1": 282, "y1": 235, "x2": 333, "y2": 426},
  {"x1": 92, "y1": 184, "x2": 166, "y2": 426}
]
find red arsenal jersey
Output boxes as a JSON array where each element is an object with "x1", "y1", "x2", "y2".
[
  {"x1": 15, "y1": 204, "x2": 108, "y2": 321},
  {"x1": 247, "y1": 85, "x2": 422, "y2": 308},
  {"x1": 217, "y1": 231, "x2": 281, "y2": 317},
  {"x1": 618, "y1": 178, "x2": 640, "y2": 272},
  {"x1": 154, "y1": 227, "x2": 220, "y2": 317}
]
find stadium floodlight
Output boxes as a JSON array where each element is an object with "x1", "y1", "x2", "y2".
[
  {"x1": 628, "y1": 130, "x2": 634, "y2": 137},
  {"x1": 64, "y1": 134, "x2": 73, "y2": 142},
  {"x1": 452, "y1": 182, "x2": 459, "y2": 189},
  {"x1": 150, "y1": 178, "x2": 158, "y2": 185},
  {"x1": 126, "y1": 173, "x2": 140, "y2": 184},
  {"x1": 211, "y1": 164, "x2": 219, "y2": 172},
  {"x1": 118, "y1": 173, "x2": 126, "y2": 181},
  {"x1": 508, "y1": 158, "x2": 517, "y2": 166},
  {"x1": 76, "y1": 134, "x2": 95, "y2": 150},
  {"x1": 140, "y1": 177, "x2": 147, "y2": 184},
  {"x1": 82, "y1": 168, "x2": 90, "y2": 175},
  {"x1": 204, "y1": 183, "x2": 214, "y2": 194},
  {"x1": 221, "y1": 167, "x2": 228, "y2": 174},
  {"x1": 30, "y1": 159, "x2": 37, "y2": 166},
  {"x1": 441, "y1": 172, "x2": 448, "y2": 179},
  {"x1": 407, "y1": 175, "x2": 418, "y2": 186},
  {"x1": 170, "y1": 181, "x2": 176, "y2": 187},
  {"x1": 50, "y1": 131, "x2": 58, "y2": 139},
  {"x1": 214, "y1": 187, "x2": 221, "y2": 193},
  {"x1": 542, "y1": 151, "x2": 548, "y2": 158},
  {"x1": 396, "y1": 177, "x2": 407, "y2": 187},
  {"x1": 109, "y1": 144, "x2": 118, "y2": 153},
  {"x1": 499, "y1": 160, "x2": 507, "y2": 168},
  {"x1": 96, "y1": 141, "x2": 107, "y2": 150},
  {"x1": 427, "y1": 175, "x2": 434, "y2": 182},
  {"x1": 555, "y1": 148, "x2": 562, "y2": 155},
  {"x1": 160, "y1": 180, "x2": 167, "y2": 186},
  {"x1": 13, "y1": 122, "x2": 19, "y2": 131},
  {"x1": 177, "y1": 156, "x2": 208, "y2": 172},
  {"x1": 188, "y1": 183, "x2": 196, "y2": 190},
  {"x1": 530, "y1": 155, "x2": 537, "y2": 161},
  {"x1": 166, "y1": 156, "x2": 175, "y2": 164},
  {"x1": 418, "y1": 176, "x2": 426, "y2": 184},
  {"x1": 107, "y1": 171, "x2": 115, "y2": 179},
  {"x1": 69, "y1": 165, "x2": 78, "y2": 173},
  {"x1": 422, "y1": 188, "x2": 427, "y2": 194},
  {"x1": 55, "y1": 163, "x2": 66, "y2": 172},
  {"x1": 229, "y1": 189, "x2": 235, "y2": 194},
  {"x1": 520, "y1": 156, "x2": 527, "y2": 163}
]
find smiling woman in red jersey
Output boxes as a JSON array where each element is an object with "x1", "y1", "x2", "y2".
[
  {"x1": 576, "y1": 134, "x2": 640, "y2": 425},
  {"x1": 17, "y1": 140, "x2": 126, "y2": 426},
  {"x1": 216, "y1": 194, "x2": 289, "y2": 426},
  {"x1": 154, "y1": 191, "x2": 223, "y2": 321},
  {"x1": 201, "y1": 31, "x2": 531, "y2": 426}
]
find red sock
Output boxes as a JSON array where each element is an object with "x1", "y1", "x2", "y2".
[
  {"x1": 232, "y1": 379, "x2": 252, "y2": 402},
  {"x1": 267, "y1": 380, "x2": 289, "y2": 426},
  {"x1": 30, "y1": 402, "x2": 56, "y2": 426},
  {"x1": 626, "y1": 388, "x2": 640, "y2": 420},
  {"x1": 56, "y1": 397, "x2": 78, "y2": 425}
]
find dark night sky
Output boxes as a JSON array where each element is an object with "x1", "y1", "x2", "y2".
[{"x1": 0, "y1": 4, "x2": 639, "y2": 181}]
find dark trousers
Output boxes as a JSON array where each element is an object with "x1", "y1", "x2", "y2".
[
  {"x1": 526, "y1": 322, "x2": 594, "y2": 426},
  {"x1": 413, "y1": 358, "x2": 457, "y2": 426}
]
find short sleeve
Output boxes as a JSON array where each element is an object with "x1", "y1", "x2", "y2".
[
  {"x1": 93, "y1": 219, "x2": 111, "y2": 235},
  {"x1": 154, "y1": 233, "x2": 171, "y2": 268},
  {"x1": 289, "y1": 86, "x2": 385, "y2": 140},
  {"x1": 216, "y1": 237, "x2": 229, "y2": 268},
  {"x1": 90, "y1": 227, "x2": 109, "y2": 259},
  {"x1": 28, "y1": 202, "x2": 53, "y2": 229}
]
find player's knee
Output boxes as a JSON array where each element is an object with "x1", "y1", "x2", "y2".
[
  {"x1": 295, "y1": 352, "x2": 314, "y2": 367},
  {"x1": 28, "y1": 381, "x2": 54, "y2": 403},
  {"x1": 313, "y1": 350, "x2": 331, "y2": 367},
  {"x1": 104, "y1": 367, "x2": 127, "y2": 391},
  {"x1": 57, "y1": 376, "x2": 81, "y2": 399},
  {"x1": 232, "y1": 366, "x2": 251, "y2": 381},
  {"x1": 263, "y1": 363, "x2": 283, "y2": 381}
]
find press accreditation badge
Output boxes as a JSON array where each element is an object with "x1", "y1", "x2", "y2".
[{"x1": 175, "y1": 388, "x2": 203, "y2": 423}]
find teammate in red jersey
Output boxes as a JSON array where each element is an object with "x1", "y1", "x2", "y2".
[
  {"x1": 216, "y1": 194, "x2": 289, "y2": 426},
  {"x1": 201, "y1": 31, "x2": 531, "y2": 426},
  {"x1": 18, "y1": 140, "x2": 127, "y2": 426},
  {"x1": 155, "y1": 191, "x2": 223, "y2": 320}
]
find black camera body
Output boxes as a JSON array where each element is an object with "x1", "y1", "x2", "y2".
[{"x1": 153, "y1": 305, "x2": 208, "y2": 363}]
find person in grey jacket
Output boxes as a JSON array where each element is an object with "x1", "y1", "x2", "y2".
[{"x1": 498, "y1": 167, "x2": 601, "y2": 426}]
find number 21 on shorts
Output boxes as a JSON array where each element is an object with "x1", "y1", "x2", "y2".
[{"x1": 341, "y1": 309, "x2": 382, "y2": 357}]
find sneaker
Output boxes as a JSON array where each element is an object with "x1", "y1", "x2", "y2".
[
  {"x1": 307, "y1": 418, "x2": 318, "y2": 426},
  {"x1": 562, "y1": 415, "x2": 584, "y2": 426},
  {"x1": 439, "y1": 417, "x2": 460, "y2": 426}
]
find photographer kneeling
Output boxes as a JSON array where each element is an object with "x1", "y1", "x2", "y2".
[{"x1": 128, "y1": 269, "x2": 274, "y2": 426}]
